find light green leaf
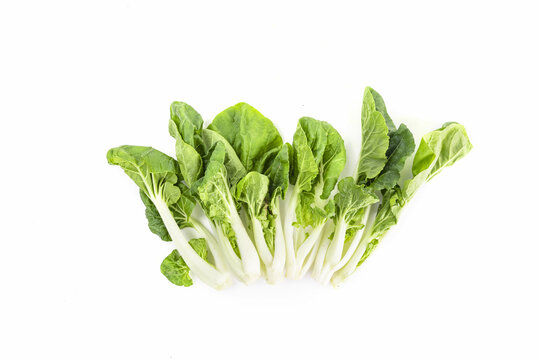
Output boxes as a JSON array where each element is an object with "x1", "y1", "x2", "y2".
[
  {"x1": 367, "y1": 87, "x2": 396, "y2": 132},
  {"x1": 334, "y1": 177, "x2": 379, "y2": 225},
  {"x1": 266, "y1": 143, "x2": 291, "y2": 199},
  {"x1": 208, "y1": 103, "x2": 283, "y2": 173},
  {"x1": 318, "y1": 122, "x2": 346, "y2": 199},
  {"x1": 188, "y1": 238, "x2": 208, "y2": 261},
  {"x1": 295, "y1": 192, "x2": 335, "y2": 228},
  {"x1": 235, "y1": 172, "x2": 270, "y2": 217},
  {"x1": 405, "y1": 122, "x2": 472, "y2": 200},
  {"x1": 106, "y1": 146, "x2": 180, "y2": 203},
  {"x1": 196, "y1": 142, "x2": 233, "y2": 222},
  {"x1": 290, "y1": 117, "x2": 325, "y2": 191},
  {"x1": 200, "y1": 129, "x2": 247, "y2": 185},
  {"x1": 355, "y1": 88, "x2": 390, "y2": 182},
  {"x1": 175, "y1": 138, "x2": 203, "y2": 187},
  {"x1": 160, "y1": 238, "x2": 208, "y2": 287},
  {"x1": 169, "y1": 102, "x2": 203, "y2": 147}
]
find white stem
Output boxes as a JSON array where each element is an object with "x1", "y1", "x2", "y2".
[
  {"x1": 228, "y1": 201, "x2": 261, "y2": 282},
  {"x1": 330, "y1": 235, "x2": 372, "y2": 287},
  {"x1": 251, "y1": 216, "x2": 273, "y2": 268},
  {"x1": 298, "y1": 235, "x2": 321, "y2": 278},
  {"x1": 267, "y1": 210, "x2": 286, "y2": 284},
  {"x1": 192, "y1": 219, "x2": 228, "y2": 273},
  {"x1": 295, "y1": 224, "x2": 324, "y2": 271},
  {"x1": 283, "y1": 188, "x2": 299, "y2": 278},
  {"x1": 331, "y1": 207, "x2": 378, "y2": 286},
  {"x1": 213, "y1": 224, "x2": 250, "y2": 283},
  {"x1": 153, "y1": 197, "x2": 231, "y2": 289},
  {"x1": 319, "y1": 218, "x2": 347, "y2": 281},
  {"x1": 312, "y1": 230, "x2": 332, "y2": 280},
  {"x1": 324, "y1": 207, "x2": 373, "y2": 280}
]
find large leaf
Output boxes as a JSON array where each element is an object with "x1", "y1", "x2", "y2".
[
  {"x1": 235, "y1": 172, "x2": 269, "y2": 217},
  {"x1": 168, "y1": 102, "x2": 203, "y2": 147},
  {"x1": 370, "y1": 124, "x2": 415, "y2": 190},
  {"x1": 318, "y1": 122, "x2": 346, "y2": 199},
  {"x1": 405, "y1": 122, "x2": 472, "y2": 200},
  {"x1": 334, "y1": 177, "x2": 378, "y2": 225},
  {"x1": 266, "y1": 143, "x2": 291, "y2": 199},
  {"x1": 290, "y1": 119, "x2": 320, "y2": 191},
  {"x1": 208, "y1": 103, "x2": 283, "y2": 173},
  {"x1": 106, "y1": 146, "x2": 180, "y2": 203},
  {"x1": 367, "y1": 87, "x2": 396, "y2": 132},
  {"x1": 199, "y1": 129, "x2": 247, "y2": 185},
  {"x1": 175, "y1": 139, "x2": 203, "y2": 188},
  {"x1": 196, "y1": 142, "x2": 233, "y2": 222},
  {"x1": 355, "y1": 88, "x2": 390, "y2": 182}
]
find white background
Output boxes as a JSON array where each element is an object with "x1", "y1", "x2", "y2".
[{"x1": 1, "y1": 1, "x2": 539, "y2": 359}]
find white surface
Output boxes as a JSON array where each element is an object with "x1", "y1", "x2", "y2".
[{"x1": 1, "y1": 1, "x2": 539, "y2": 359}]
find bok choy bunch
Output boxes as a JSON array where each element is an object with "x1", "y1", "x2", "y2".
[{"x1": 107, "y1": 87, "x2": 472, "y2": 289}]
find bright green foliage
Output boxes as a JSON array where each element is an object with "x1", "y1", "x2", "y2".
[
  {"x1": 319, "y1": 122, "x2": 347, "y2": 199},
  {"x1": 355, "y1": 88, "x2": 390, "y2": 182},
  {"x1": 235, "y1": 172, "x2": 270, "y2": 218},
  {"x1": 196, "y1": 142, "x2": 232, "y2": 222},
  {"x1": 267, "y1": 143, "x2": 292, "y2": 200},
  {"x1": 370, "y1": 124, "x2": 415, "y2": 190},
  {"x1": 290, "y1": 117, "x2": 346, "y2": 226},
  {"x1": 199, "y1": 129, "x2": 247, "y2": 186},
  {"x1": 334, "y1": 177, "x2": 378, "y2": 225},
  {"x1": 209, "y1": 103, "x2": 283, "y2": 173},
  {"x1": 106, "y1": 146, "x2": 181, "y2": 203},
  {"x1": 169, "y1": 101, "x2": 204, "y2": 147},
  {"x1": 295, "y1": 192, "x2": 336, "y2": 228},
  {"x1": 405, "y1": 122, "x2": 472, "y2": 200},
  {"x1": 367, "y1": 87, "x2": 395, "y2": 132},
  {"x1": 160, "y1": 238, "x2": 208, "y2": 286},
  {"x1": 290, "y1": 119, "x2": 321, "y2": 192}
]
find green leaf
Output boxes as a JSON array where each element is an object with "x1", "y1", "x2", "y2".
[
  {"x1": 266, "y1": 143, "x2": 291, "y2": 199},
  {"x1": 370, "y1": 124, "x2": 415, "y2": 190},
  {"x1": 200, "y1": 129, "x2": 247, "y2": 185},
  {"x1": 107, "y1": 145, "x2": 180, "y2": 203},
  {"x1": 160, "y1": 239, "x2": 208, "y2": 287},
  {"x1": 208, "y1": 103, "x2": 283, "y2": 173},
  {"x1": 175, "y1": 138, "x2": 203, "y2": 187},
  {"x1": 318, "y1": 122, "x2": 346, "y2": 199},
  {"x1": 367, "y1": 87, "x2": 396, "y2": 132},
  {"x1": 295, "y1": 192, "x2": 335, "y2": 228},
  {"x1": 189, "y1": 238, "x2": 208, "y2": 261},
  {"x1": 334, "y1": 177, "x2": 379, "y2": 225},
  {"x1": 196, "y1": 142, "x2": 233, "y2": 222},
  {"x1": 405, "y1": 122, "x2": 472, "y2": 200},
  {"x1": 235, "y1": 172, "x2": 270, "y2": 217},
  {"x1": 139, "y1": 183, "x2": 195, "y2": 242},
  {"x1": 169, "y1": 102, "x2": 204, "y2": 147},
  {"x1": 355, "y1": 88, "x2": 390, "y2": 182},
  {"x1": 140, "y1": 190, "x2": 171, "y2": 242},
  {"x1": 290, "y1": 119, "x2": 320, "y2": 191}
]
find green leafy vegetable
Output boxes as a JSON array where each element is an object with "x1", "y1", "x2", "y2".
[{"x1": 107, "y1": 87, "x2": 472, "y2": 289}]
